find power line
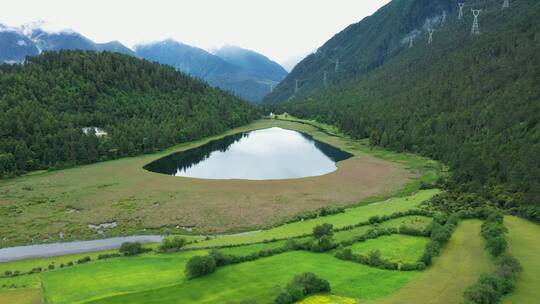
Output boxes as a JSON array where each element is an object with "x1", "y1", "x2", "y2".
[
  {"x1": 458, "y1": 3, "x2": 465, "y2": 20},
  {"x1": 471, "y1": 9, "x2": 482, "y2": 35}
]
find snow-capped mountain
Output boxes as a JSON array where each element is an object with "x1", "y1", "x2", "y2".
[{"x1": 0, "y1": 23, "x2": 40, "y2": 63}]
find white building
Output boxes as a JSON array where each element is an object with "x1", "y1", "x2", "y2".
[{"x1": 82, "y1": 127, "x2": 108, "y2": 137}]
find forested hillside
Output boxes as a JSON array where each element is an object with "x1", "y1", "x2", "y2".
[
  {"x1": 264, "y1": 0, "x2": 456, "y2": 103},
  {"x1": 274, "y1": 0, "x2": 540, "y2": 219},
  {"x1": 0, "y1": 51, "x2": 257, "y2": 177}
]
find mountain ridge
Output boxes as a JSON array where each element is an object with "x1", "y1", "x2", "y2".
[
  {"x1": 274, "y1": 0, "x2": 540, "y2": 218},
  {"x1": 264, "y1": 0, "x2": 456, "y2": 103}
]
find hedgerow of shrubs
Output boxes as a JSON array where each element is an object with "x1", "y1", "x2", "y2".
[
  {"x1": 464, "y1": 254, "x2": 522, "y2": 304},
  {"x1": 463, "y1": 208, "x2": 522, "y2": 304},
  {"x1": 275, "y1": 272, "x2": 331, "y2": 304},
  {"x1": 119, "y1": 242, "x2": 151, "y2": 256},
  {"x1": 480, "y1": 209, "x2": 507, "y2": 257},
  {"x1": 185, "y1": 255, "x2": 217, "y2": 279},
  {"x1": 158, "y1": 236, "x2": 187, "y2": 253},
  {"x1": 0, "y1": 210, "x2": 433, "y2": 281},
  {"x1": 335, "y1": 248, "x2": 399, "y2": 270},
  {"x1": 419, "y1": 213, "x2": 459, "y2": 266}
]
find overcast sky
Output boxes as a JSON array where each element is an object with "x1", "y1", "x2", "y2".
[{"x1": 1, "y1": 0, "x2": 390, "y2": 70}]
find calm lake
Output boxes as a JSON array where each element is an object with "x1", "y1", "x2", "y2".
[{"x1": 144, "y1": 127, "x2": 353, "y2": 180}]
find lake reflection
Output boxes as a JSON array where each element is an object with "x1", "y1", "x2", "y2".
[{"x1": 144, "y1": 127, "x2": 353, "y2": 180}]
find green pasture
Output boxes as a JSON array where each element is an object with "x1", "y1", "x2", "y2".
[
  {"x1": 503, "y1": 216, "x2": 540, "y2": 303},
  {"x1": 187, "y1": 189, "x2": 439, "y2": 248},
  {"x1": 89, "y1": 251, "x2": 419, "y2": 304},
  {"x1": 348, "y1": 235, "x2": 429, "y2": 264}
]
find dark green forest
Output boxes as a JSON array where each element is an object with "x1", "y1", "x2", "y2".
[
  {"x1": 272, "y1": 0, "x2": 540, "y2": 220},
  {"x1": 265, "y1": 0, "x2": 457, "y2": 103},
  {"x1": 0, "y1": 51, "x2": 257, "y2": 177}
]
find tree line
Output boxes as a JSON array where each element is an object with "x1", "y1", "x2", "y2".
[
  {"x1": 0, "y1": 51, "x2": 257, "y2": 177},
  {"x1": 274, "y1": 0, "x2": 540, "y2": 218}
]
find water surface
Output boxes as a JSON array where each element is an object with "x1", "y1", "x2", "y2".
[{"x1": 144, "y1": 127, "x2": 353, "y2": 180}]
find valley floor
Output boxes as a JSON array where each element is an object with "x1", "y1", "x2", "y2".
[{"x1": 0, "y1": 119, "x2": 433, "y2": 248}]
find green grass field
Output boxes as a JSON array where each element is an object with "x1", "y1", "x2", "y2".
[
  {"x1": 89, "y1": 251, "x2": 419, "y2": 304},
  {"x1": 503, "y1": 216, "x2": 540, "y2": 303},
  {"x1": 347, "y1": 235, "x2": 429, "y2": 264},
  {"x1": 35, "y1": 191, "x2": 436, "y2": 304},
  {"x1": 333, "y1": 215, "x2": 431, "y2": 242},
  {"x1": 0, "y1": 188, "x2": 438, "y2": 304},
  {"x1": 186, "y1": 189, "x2": 438, "y2": 248},
  {"x1": 301, "y1": 220, "x2": 493, "y2": 304}
]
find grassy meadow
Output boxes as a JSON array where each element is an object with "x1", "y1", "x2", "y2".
[
  {"x1": 0, "y1": 118, "x2": 438, "y2": 248},
  {"x1": 347, "y1": 235, "x2": 429, "y2": 264},
  {"x1": 301, "y1": 220, "x2": 493, "y2": 304},
  {"x1": 88, "y1": 251, "x2": 419, "y2": 304},
  {"x1": 503, "y1": 216, "x2": 540, "y2": 303}
]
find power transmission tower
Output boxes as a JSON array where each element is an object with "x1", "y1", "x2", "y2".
[
  {"x1": 270, "y1": 84, "x2": 274, "y2": 93},
  {"x1": 458, "y1": 3, "x2": 465, "y2": 20},
  {"x1": 441, "y1": 11, "x2": 447, "y2": 25},
  {"x1": 295, "y1": 79, "x2": 299, "y2": 94},
  {"x1": 502, "y1": 0, "x2": 510, "y2": 9},
  {"x1": 409, "y1": 36, "x2": 414, "y2": 48},
  {"x1": 471, "y1": 9, "x2": 482, "y2": 35},
  {"x1": 323, "y1": 71, "x2": 328, "y2": 88},
  {"x1": 428, "y1": 28, "x2": 435, "y2": 44},
  {"x1": 335, "y1": 59, "x2": 340, "y2": 73}
]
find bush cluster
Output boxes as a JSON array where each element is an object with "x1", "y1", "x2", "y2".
[
  {"x1": 158, "y1": 236, "x2": 187, "y2": 253},
  {"x1": 398, "y1": 225, "x2": 429, "y2": 237},
  {"x1": 339, "y1": 227, "x2": 397, "y2": 247},
  {"x1": 76, "y1": 256, "x2": 91, "y2": 264},
  {"x1": 97, "y1": 253, "x2": 122, "y2": 260},
  {"x1": 275, "y1": 273, "x2": 331, "y2": 304},
  {"x1": 463, "y1": 208, "x2": 522, "y2": 304},
  {"x1": 480, "y1": 209, "x2": 507, "y2": 257},
  {"x1": 280, "y1": 207, "x2": 345, "y2": 226},
  {"x1": 419, "y1": 213, "x2": 459, "y2": 266},
  {"x1": 335, "y1": 248, "x2": 399, "y2": 270},
  {"x1": 119, "y1": 242, "x2": 151, "y2": 256},
  {"x1": 185, "y1": 255, "x2": 217, "y2": 279},
  {"x1": 464, "y1": 254, "x2": 522, "y2": 304}
]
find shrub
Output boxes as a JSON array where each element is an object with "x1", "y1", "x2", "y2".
[
  {"x1": 313, "y1": 223, "x2": 333, "y2": 239},
  {"x1": 294, "y1": 272, "x2": 331, "y2": 294},
  {"x1": 274, "y1": 272, "x2": 331, "y2": 303},
  {"x1": 119, "y1": 242, "x2": 144, "y2": 256},
  {"x1": 158, "y1": 236, "x2": 187, "y2": 253},
  {"x1": 77, "y1": 256, "x2": 91, "y2": 264},
  {"x1": 209, "y1": 249, "x2": 234, "y2": 266},
  {"x1": 485, "y1": 235, "x2": 507, "y2": 257},
  {"x1": 310, "y1": 235, "x2": 336, "y2": 253},
  {"x1": 97, "y1": 253, "x2": 122, "y2": 260},
  {"x1": 48, "y1": 264, "x2": 55, "y2": 270},
  {"x1": 274, "y1": 291, "x2": 293, "y2": 304},
  {"x1": 368, "y1": 250, "x2": 383, "y2": 267},
  {"x1": 185, "y1": 255, "x2": 217, "y2": 279},
  {"x1": 368, "y1": 215, "x2": 381, "y2": 224},
  {"x1": 399, "y1": 225, "x2": 427, "y2": 236},
  {"x1": 285, "y1": 283, "x2": 305, "y2": 301},
  {"x1": 464, "y1": 282, "x2": 499, "y2": 304},
  {"x1": 420, "y1": 241, "x2": 441, "y2": 266}
]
